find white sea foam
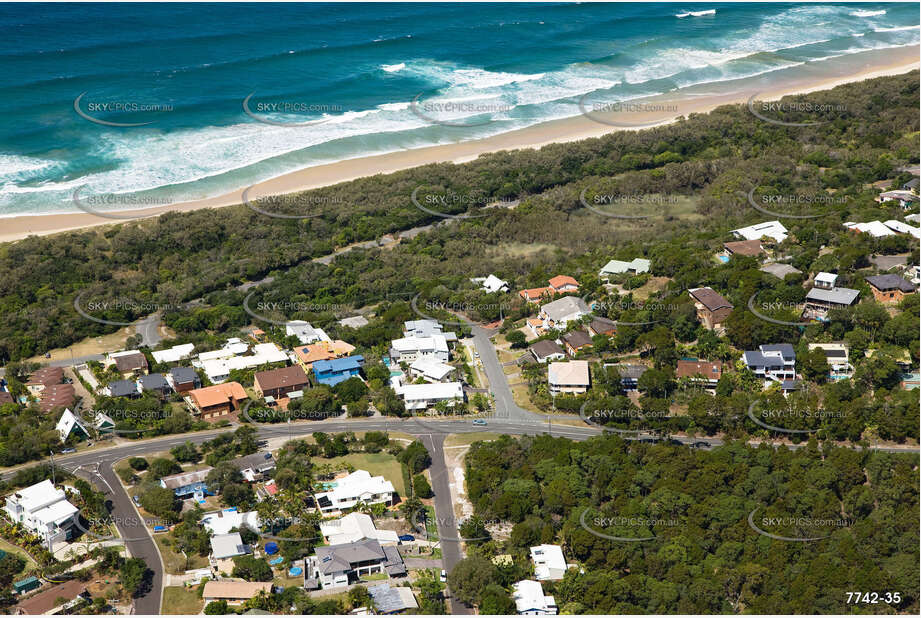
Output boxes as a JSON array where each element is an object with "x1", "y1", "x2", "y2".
[
  {"x1": 851, "y1": 10, "x2": 886, "y2": 17},
  {"x1": 381, "y1": 62, "x2": 406, "y2": 73},
  {"x1": 676, "y1": 9, "x2": 716, "y2": 18}
]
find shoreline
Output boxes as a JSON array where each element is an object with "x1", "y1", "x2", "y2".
[{"x1": 1, "y1": 44, "x2": 918, "y2": 244}]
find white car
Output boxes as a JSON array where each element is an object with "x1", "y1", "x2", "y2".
[{"x1": 440, "y1": 569, "x2": 447, "y2": 582}]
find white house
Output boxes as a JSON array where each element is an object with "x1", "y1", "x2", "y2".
[
  {"x1": 883, "y1": 219, "x2": 921, "y2": 239},
  {"x1": 151, "y1": 343, "x2": 195, "y2": 364},
  {"x1": 732, "y1": 220, "x2": 788, "y2": 243},
  {"x1": 319, "y1": 512, "x2": 400, "y2": 546},
  {"x1": 513, "y1": 580, "x2": 558, "y2": 615},
  {"x1": 198, "y1": 343, "x2": 288, "y2": 383},
  {"x1": 390, "y1": 335, "x2": 450, "y2": 364},
  {"x1": 315, "y1": 470, "x2": 395, "y2": 514},
  {"x1": 4, "y1": 480, "x2": 79, "y2": 549},
  {"x1": 471, "y1": 274, "x2": 510, "y2": 293},
  {"x1": 402, "y1": 319, "x2": 458, "y2": 340},
  {"x1": 397, "y1": 381, "x2": 464, "y2": 411},
  {"x1": 201, "y1": 509, "x2": 261, "y2": 536},
  {"x1": 56, "y1": 408, "x2": 89, "y2": 442},
  {"x1": 599, "y1": 258, "x2": 651, "y2": 278},
  {"x1": 530, "y1": 545, "x2": 567, "y2": 581},
  {"x1": 843, "y1": 221, "x2": 896, "y2": 238},
  {"x1": 210, "y1": 532, "x2": 249, "y2": 561},
  {"x1": 743, "y1": 344, "x2": 796, "y2": 384},
  {"x1": 538, "y1": 296, "x2": 590, "y2": 332},
  {"x1": 285, "y1": 321, "x2": 331, "y2": 345},
  {"x1": 408, "y1": 358, "x2": 456, "y2": 383},
  {"x1": 547, "y1": 361, "x2": 590, "y2": 395}
]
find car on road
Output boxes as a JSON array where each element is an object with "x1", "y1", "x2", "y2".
[
  {"x1": 61, "y1": 448, "x2": 76, "y2": 454},
  {"x1": 692, "y1": 441, "x2": 711, "y2": 449},
  {"x1": 132, "y1": 495, "x2": 141, "y2": 506},
  {"x1": 440, "y1": 570, "x2": 447, "y2": 582},
  {"x1": 472, "y1": 419, "x2": 487, "y2": 426}
]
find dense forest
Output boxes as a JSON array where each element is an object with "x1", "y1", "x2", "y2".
[
  {"x1": 0, "y1": 72, "x2": 917, "y2": 362},
  {"x1": 459, "y1": 433, "x2": 919, "y2": 614}
]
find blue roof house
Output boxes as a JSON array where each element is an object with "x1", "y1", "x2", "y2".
[{"x1": 313, "y1": 355, "x2": 364, "y2": 387}]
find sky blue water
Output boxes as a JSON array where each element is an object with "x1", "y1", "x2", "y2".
[{"x1": 0, "y1": 3, "x2": 917, "y2": 216}]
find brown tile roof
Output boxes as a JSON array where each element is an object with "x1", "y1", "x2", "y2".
[
  {"x1": 190, "y1": 382, "x2": 247, "y2": 409},
  {"x1": 723, "y1": 239, "x2": 764, "y2": 256},
  {"x1": 254, "y1": 365, "x2": 310, "y2": 392},
  {"x1": 519, "y1": 287, "x2": 550, "y2": 302},
  {"x1": 676, "y1": 359, "x2": 723, "y2": 380},
  {"x1": 26, "y1": 366, "x2": 63, "y2": 387},
  {"x1": 38, "y1": 383, "x2": 76, "y2": 412},
  {"x1": 563, "y1": 329, "x2": 593, "y2": 349},
  {"x1": 689, "y1": 288, "x2": 734, "y2": 312},
  {"x1": 589, "y1": 316, "x2": 617, "y2": 335},
  {"x1": 0, "y1": 392, "x2": 14, "y2": 405},
  {"x1": 114, "y1": 352, "x2": 148, "y2": 373},
  {"x1": 15, "y1": 580, "x2": 87, "y2": 615}
]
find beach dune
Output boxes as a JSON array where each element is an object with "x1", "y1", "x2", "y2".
[{"x1": 1, "y1": 44, "x2": 917, "y2": 244}]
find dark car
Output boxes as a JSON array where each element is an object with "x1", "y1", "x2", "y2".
[{"x1": 398, "y1": 534, "x2": 415, "y2": 542}]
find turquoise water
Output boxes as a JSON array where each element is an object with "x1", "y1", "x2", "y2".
[{"x1": 0, "y1": 3, "x2": 917, "y2": 216}]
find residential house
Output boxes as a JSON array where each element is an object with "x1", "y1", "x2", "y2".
[
  {"x1": 106, "y1": 379, "x2": 140, "y2": 399},
  {"x1": 471, "y1": 274, "x2": 510, "y2": 293},
  {"x1": 803, "y1": 274, "x2": 860, "y2": 320},
  {"x1": 320, "y1": 513, "x2": 400, "y2": 546},
  {"x1": 107, "y1": 350, "x2": 148, "y2": 378},
  {"x1": 230, "y1": 452, "x2": 276, "y2": 482},
  {"x1": 313, "y1": 355, "x2": 364, "y2": 387},
  {"x1": 4, "y1": 480, "x2": 78, "y2": 549},
  {"x1": 876, "y1": 189, "x2": 919, "y2": 209},
  {"x1": 56, "y1": 409, "x2": 89, "y2": 442},
  {"x1": 285, "y1": 321, "x2": 330, "y2": 345},
  {"x1": 13, "y1": 580, "x2": 90, "y2": 615},
  {"x1": 607, "y1": 363, "x2": 647, "y2": 391},
  {"x1": 586, "y1": 316, "x2": 616, "y2": 337},
  {"x1": 188, "y1": 382, "x2": 248, "y2": 422},
  {"x1": 599, "y1": 258, "x2": 650, "y2": 279},
  {"x1": 151, "y1": 343, "x2": 195, "y2": 364},
  {"x1": 254, "y1": 365, "x2": 310, "y2": 399},
  {"x1": 688, "y1": 288, "x2": 734, "y2": 331},
  {"x1": 390, "y1": 335, "x2": 449, "y2": 364},
  {"x1": 167, "y1": 367, "x2": 200, "y2": 393},
  {"x1": 402, "y1": 320, "x2": 457, "y2": 340},
  {"x1": 760, "y1": 262, "x2": 802, "y2": 280},
  {"x1": 519, "y1": 276, "x2": 580, "y2": 302},
  {"x1": 562, "y1": 330, "x2": 593, "y2": 356},
  {"x1": 397, "y1": 382, "x2": 464, "y2": 411},
  {"x1": 743, "y1": 344, "x2": 796, "y2": 383},
  {"x1": 883, "y1": 219, "x2": 921, "y2": 239},
  {"x1": 807, "y1": 343, "x2": 853, "y2": 379},
  {"x1": 202, "y1": 510, "x2": 261, "y2": 536},
  {"x1": 548, "y1": 361, "x2": 590, "y2": 395},
  {"x1": 306, "y1": 539, "x2": 405, "y2": 589},
  {"x1": 866, "y1": 274, "x2": 918, "y2": 303},
  {"x1": 138, "y1": 373, "x2": 172, "y2": 397},
  {"x1": 675, "y1": 360, "x2": 722, "y2": 388},
  {"x1": 537, "y1": 296, "x2": 591, "y2": 333},
  {"x1": 198, "y1": 343, "x2": 288, "y2": 384},
  {"x1": 160, "y1": 468, "x2": 212, "y2": 499},
  {"x1": 294, "y1": 340, "x2": 356, "y2": 371},
  {"x1": 368, "y1": 583, "x2": 419, "y2": 614},
  {"x1": 202, "y1": 581, "x2": 272, "y2": 605},
  {"x1": 529, "y1": 340, "x2": 566, "y2": 364},
  {"x1": 731, "y1": 220, "x2": 788, "y2": 244},
  {"x1": 530, "y1": 545, "x2": 567, "y2": 581},
  {"x1": 513, "y1": 580, "x2": 558, "y2": 616},
  {"x1": 843, "y1": 220, "x2": 896, "y2": 237},
  {"x1": 408, "y1": 358, "x2": 456, "y2": 383},
  {"x1": 25, "y1": 367, "x2": 64, "y2": 397},
  {"x1": 37, "y1": 384, "x2": 76, "y2": 413},
  {"x1": 315, "y1": 470, "x2": 394, "y2": 514},
  {"x1": 723, "y1": 239, "x2": 764, "y2": 258}
]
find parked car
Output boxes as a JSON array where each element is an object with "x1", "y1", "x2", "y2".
[
  {"x1": 132, "y1": 495, "x2": 141, "y2": 506},
  {"x1": 398, "y1": 534, "x2": 415, "y2": 542},
  {"x1": 440, "y1": 570, "x2": 447, "y2": 582},
  {"x1": 61, "y1": 448, "x2": 76, "y2": 454}
]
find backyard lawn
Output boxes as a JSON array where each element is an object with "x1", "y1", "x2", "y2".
[{"x1": 155, "y1": 535, "x2": 209, "y2": 574}]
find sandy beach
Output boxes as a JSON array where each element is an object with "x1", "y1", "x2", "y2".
[{"x1": 1, "y1": 44, "x2": 917, "y2": 244}]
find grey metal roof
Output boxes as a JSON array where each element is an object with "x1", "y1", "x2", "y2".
[
  {"x1": 865, "y1": 274, "x2": 917, "y2": 292},
  {"x1": 611, "y1": 364, "x2": 647, "y2": 380},
  {"x1": 760, "y1": 343, "x2": 795, "y2": 361},
  {"x1": 805, "y1": 286, "x2": 860, "y2": 306},
  {"x1": 231, "y1": 452, "x2": 276, "y2": 472},
  {"x1": 529, "y1": 339, "x2": 564, "y2": 360},
  {"x1": 139, "y1": 373, "x2": 170, "y2": 391},
  {"x1": 369, "y1": 584, "x2": 416, "y2": 614},
  {"x1": 108, "y1": 380, "x2": 138, "y2": 398},
  {"x1": 170, "y1": 366, "x2": 198, "y2": 383},
  {"x1": 760, "y1": 262, "x2": 802, "y2": 279},
  {"x1": 315, "y1": 539, "x2": 385, "y2": 575}
]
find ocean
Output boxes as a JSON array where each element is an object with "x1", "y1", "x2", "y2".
[{"x1": 0, "y1": 2, "x2": 918, "y2": 216}]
